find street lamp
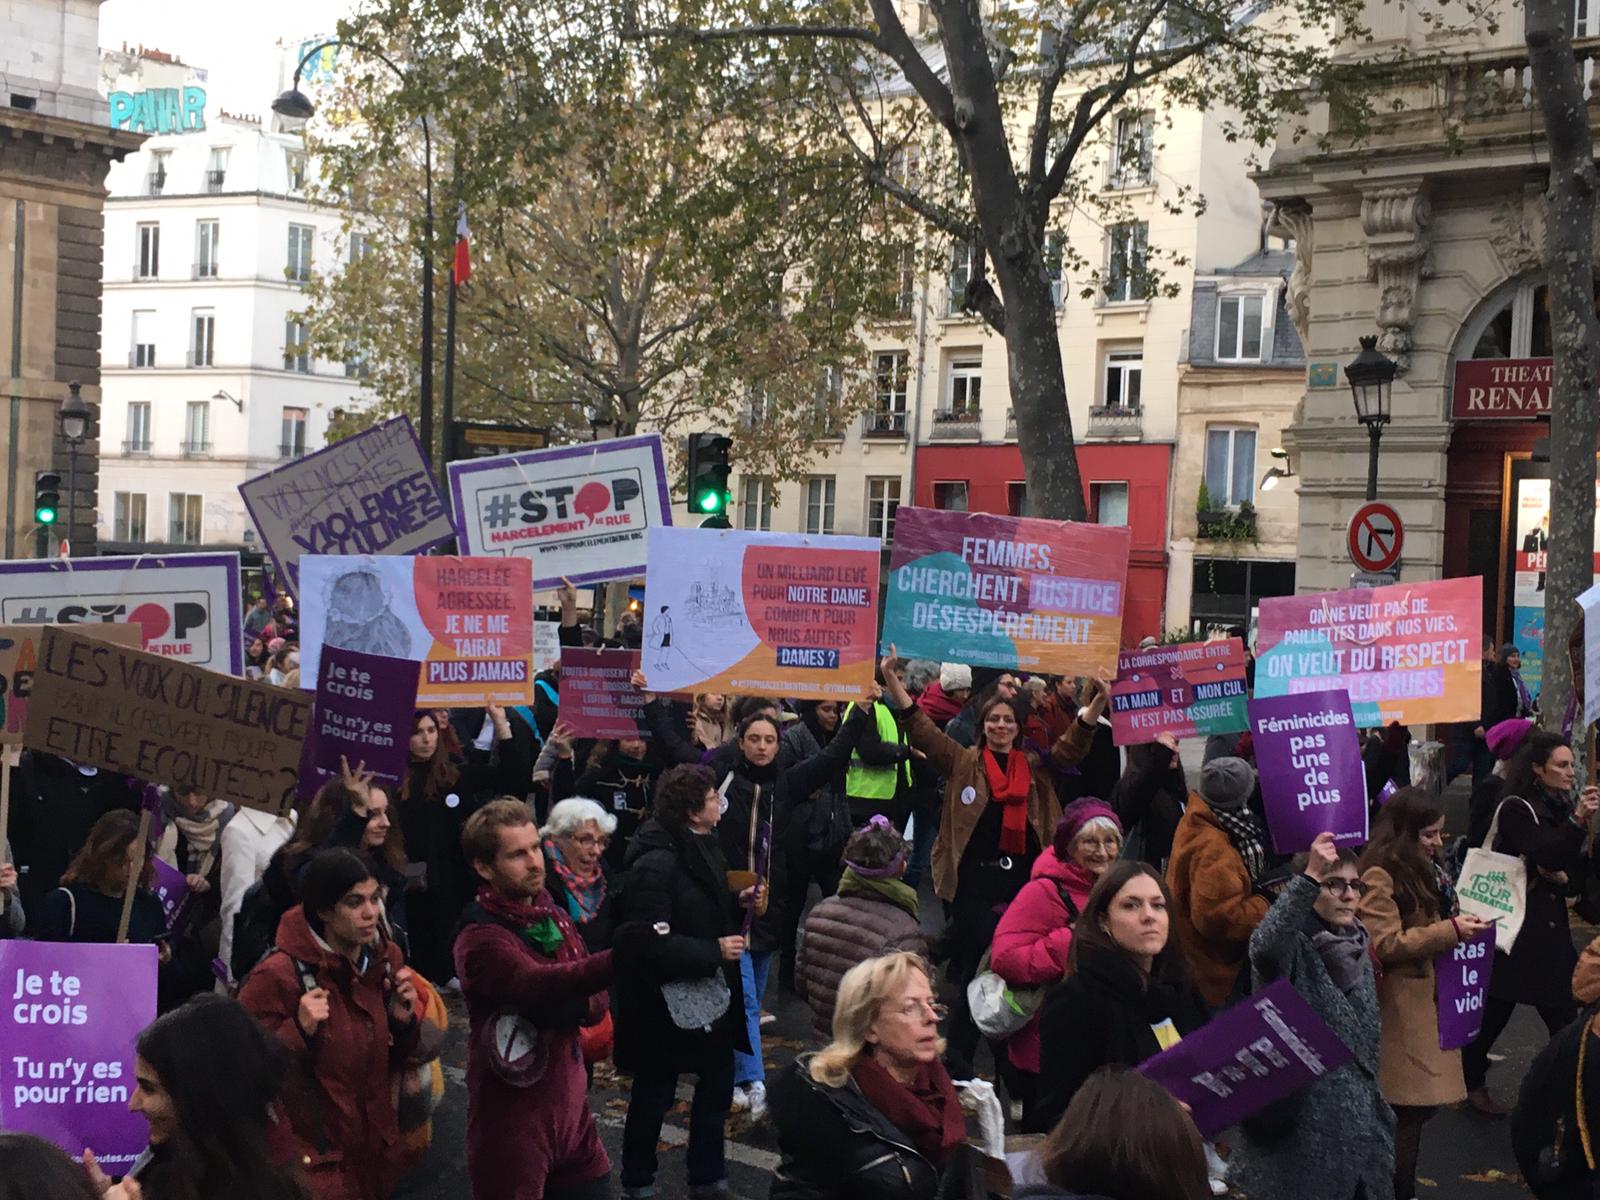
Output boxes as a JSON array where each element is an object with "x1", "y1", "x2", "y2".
[
  {"x1": 57, "y1": 380, "x2": 90, "y2": 554},
  {"x1": 272, "y1": 41, "x2": 437, "y2": 476},
  {"x1": 1345, "y1": 335, "x2": 1398, "y2": 502},
  {"x1": 1260, "y1": 447, "x2": 1294, "y2": 493}
]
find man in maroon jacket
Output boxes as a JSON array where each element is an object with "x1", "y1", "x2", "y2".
[{"x1": 455, "y1": 799, "x2": 614, "y2": 1200}]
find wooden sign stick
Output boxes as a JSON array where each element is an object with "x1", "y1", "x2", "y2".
[
  {"x1": 116, "y1": 808, "x2": 152, "y2": 944},
  {"x1": 0, "y1": 750, "x2": 14, "y2": 916}
]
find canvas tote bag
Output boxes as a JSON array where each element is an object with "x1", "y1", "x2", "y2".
[{"x1": 1456, "y1": 797, "x2": 1535, "y2": 953}]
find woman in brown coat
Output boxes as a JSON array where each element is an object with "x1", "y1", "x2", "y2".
[
  {"x1": 1358, "y1": 789, "x2": 1494, "y2": 1200},
  {"x1": 879, "y1": 649, "x2": 1075, "y2": 1076}
]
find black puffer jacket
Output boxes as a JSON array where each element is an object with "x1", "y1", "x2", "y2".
[
  {"x1": 612, "y1": 818, "x2": 748, "y2": 1076},
  {"x1": 769, "y1": 1056, "x2": 942, "y2": 1200},
  {"x1": 1110, "y1": 740, "x2": 1187, "y2": 868}
]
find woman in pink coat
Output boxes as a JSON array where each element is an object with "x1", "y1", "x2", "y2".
[{"x1": 988, "y1": 799, "x2": 1123, "y2": 1125}]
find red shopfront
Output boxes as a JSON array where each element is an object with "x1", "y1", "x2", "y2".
[{"x1": 912, "y1": 442, "x2": 1172, "y2": 648}]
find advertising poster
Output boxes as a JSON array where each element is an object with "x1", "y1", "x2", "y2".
[
  {"x1": 1248, "y1": 690, "x2": 1368, "y2": 854},
  {"x1": 448, "y1": 433, "x2": 674, "y2": 587},
  {"x1": 641, "y1": 527, "x2": 880, "y2": 700},
  {"x1": 1109, "y1": 638, "x2": 1249, "y2": 746},
  {"x1": 559, "y1": 647, "x2": 648, "y2": 739},
  {"x1": 296, "y1": 646, "x2": 419, "y2": 801},
  {"x1": 0, "y1": 624, "x2": 142, "y2": 747},
  {"x1": 1253, "y1": 577, "x2": 1483, "y2": 726},
  {"x1": 1436, "y1": 927, "x2": 1495, "y2": 1050},
  {"x1": 880, "y1": 507, "x2": 1130, "y2": 674},
  {"x1": 0, "y1": 941, "x2": 159, "y2": 1169},
  {"x1": 0, "y1": 553, "x2": 243, "y2": 674},
  {"x1": 1509, "y1": 476, "x2": 1600, "y2": 695},
  {"x1": 23, "y1": 626, "x2": 312, "y2": 817},
  {"x1": 1137, "y1": 978, "x2": 1354, "y2": 1138},
  {"x1": 297, "y1": 555, "x2": 535, "y2": 706},
  {"x1": 238, "y1": 417, "x2": 454, "y2": 596}
]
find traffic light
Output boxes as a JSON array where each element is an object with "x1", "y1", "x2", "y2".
[
  {"x1": 34, "y1": 470, "x2": 61, "y2": 526},
  {"x1": 686, "y1": 432, "x2": 732, "y2": 526}
]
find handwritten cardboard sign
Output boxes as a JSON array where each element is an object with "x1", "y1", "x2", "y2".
[
  {"x1": 0, "y1": 624, "x2": 142, "y2": 747},
  {"x1": 22, "y1": 626, "x2": 311, "y2": 817}
]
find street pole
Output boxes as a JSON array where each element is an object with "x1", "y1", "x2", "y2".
[
  {"x1": 65, "y1": 442, "x2": 78, "y2": 555},
  {"x1": 1366, "y1": 423, "x2": 1382, "y2": 503},
  {"x1": 419, "y1": 128, "x2": 436, "y2": 478}
]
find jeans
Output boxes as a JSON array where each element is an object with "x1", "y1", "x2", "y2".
[
  {"x1": 1462, "y1": 995, "x2": 1575, "y2": 1089},
  {"x1": 734, "y1": 948, "x2": 773, "y2": 1085},
  {"x1": 620, "y1": 1054, "x2": 736, "y2": 1189},
  {"x1": 903, "y1": 793, "x2": 940, "y2": 892}
]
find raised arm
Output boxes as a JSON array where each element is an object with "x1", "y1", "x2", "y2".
[
  {"x1": 636, "y1": 674, "x2": 703, "y2": 766},
  {"x1": 1051, "y1": 674, "x2": 1110, "y2": 770},
  {"x1": 454, "y1": 922, "x2": 612, "y2": 1025}
]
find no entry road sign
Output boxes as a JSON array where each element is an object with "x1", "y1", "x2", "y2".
[{"x1": 1347, "y1": 501, "x2": 1404, "y2": 574}]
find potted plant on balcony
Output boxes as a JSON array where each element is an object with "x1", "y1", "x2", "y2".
[{"x1": 1196, "y1": 486, "x2": 1258, "y2": 545}]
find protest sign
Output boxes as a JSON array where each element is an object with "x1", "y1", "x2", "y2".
[
  {"x1": 1110, "y1": 638, "x2": 1249, "y2": 746},
  {"x1": 880, "y1": 507, "x2": 1130, "y2": 674},
  {"x1": 239, "y1": 417, "x2": 454, "y2": 596},
  {"x1": 1436, "y1": 927, "x2": 1495, "y2": 1050},
  {"x1": 150, "y1": 856, "x2": 189, "y2": 929},
  {"x1": 1137, "y1": 977, "x2": 1354, "y2": 1138},
  {"x1": 1253, "y1": 576, "x2": 1483, "y2": 726},
  {"x1": 297, "y1": 646, "x2": 419, "y2": 801},
  {"x1": 559, "y1": 647, "x2": 647, "y2": 739},
  {"x1": 0, "y1": 552, "x2": 243, "y2": 674},
  {"x1": 0, "y1": 941, "x2": 158, "y2": 1169},
  {"x1": 534, "y1": 620, "x2": 561, "y2": 671},
  {"x1": 1249, "y1": 690, "x2": 1368, "y2": 854},
  {"x1": 1580, "y1": 582, "x2": 1600, "y2": 730},
  {"x1": 298, "y1": 555, "x2": 535, "y2": 706},
  {"x1": 449, "y1": 433, "x2": 673, "y2": 587},
  {"x1": 22, "y1": 626, "x2": 311, "y2": 817},
  {"x1": 1, "y1": 624, "x2": 142, "y2": 747},
  {"x1": 642, "y1": 527, "x2": 880, "y2": 700}
]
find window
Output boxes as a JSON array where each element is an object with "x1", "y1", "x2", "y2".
[
  {"x1": 1007, "y1": 482, "x2": 1028, "y2": 517},
  {"x1": 804, "y1": 476, "x2": 836, "y2": 535},
  {"x1": 870, "y1": 351, "x2": 909, "y2": 433},
  {"x1": 1109, "y1": 111, "x2": 1153, "y2": 187},
  {"x1": 190, "y1": 310, "x2": 215, "y2": 367},
  {"x1": 124, "y1": 403, "x2": 151, "y2": 454},
  {"x1": 147, "y1": 151, "x2": 169, "y2": 196},
  {"x1": 281, "y1": 407, "x2": 309, "y2": 458},
  {"x1": 740, "y1": 477, "x2": 773, "y2": 531},
  {"x1": 1104, "y1": 221, "x2": 1149, "y2": 303},
  {"x1": 287, "y1": 224, "x2": 314, "y2": 283},
  {"x1": 867, "y1": 477, "x2": 902, "y2": 541},
  {"x1": 205, "y1": 146, "x2": 229, "y2": 193},
  {"x1": 1217, "y1": 294, "x2": 1265, "y2": 362},
  {"x1": 1103, "y1": 347, "x2": 1143, "y2": 410},
  {"x1": 286, "y1": 149, "x2": 307, "y2": 192},
  {"x1": 195, "y1": 219, "x2": 220, "y2": 278},
  {"x1": 1204, "y1": 426, "x2": 1257, "y2": 508},
  {"x1": 113, "y1": 493, "x2": 147, "y2": 541},
  {"x1": 933, "y1": 482, "x2": 969, "y2": 511},
  {"x1": 948, "y1": 240, "x2": 977, "y2": 316},
  {"x1": 945, "y1": 358, "x2": 982, "y2": 416},
  {"x1": 1091, "y1": 482, "x2": 1130, "y2": 525},
  {"x1": 1580, "y1": 0, "x2": 1598, "y2": 37},
  {"x1": 1044, "y1": 234, "x2": 1064, "y2": 308},
  {"x1": 744, "y1": 387, "x2": 772, "y2": 428},
  {"x1": 344, "y1": 347, "x2": 370, "y2": 379},
  {"x1": 131, "y1": 310, "x2": 156, "y2": 367},
  {"x1": 136, "y1": 223, "x2": 160, "y2": 278},
  {"x1": 183, "y1": 402, "x2": 211, "y2": 456},
  {"x1": 348, "y1": 230, "x2": 369, "y2": 263},
  {"x1": 285, "y1": 320, "x2": 310, "y2": 372},
  {"x1": 893, "y1": 246, "x2": 916, "y2": 316},
  {"x1": 168, "y1": 493, "x2": 203, "y2": 544}
]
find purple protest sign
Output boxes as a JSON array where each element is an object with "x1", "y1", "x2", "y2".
[
  {"x1": 1137, "y1": 977, "x2": 1354, "y2": 1138},
  {"x1": 150, "y1": 857, "x2": 188, "y2": 929},
  {"x1": 297, "y1": 646, "x2": 420, "y2": 802},
  {"x1": 1248, "y1": 689, "x2": 1368, "y2": 854},
  {"x1": 1436, "y1": 927, "x2": 1495, "y2": 1050},
  {"x1": 0, "y1": 942, "x2": 158, "y2": 1169}
]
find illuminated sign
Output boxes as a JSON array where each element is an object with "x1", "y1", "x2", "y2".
[{"x1": 108, "y1": 87, "x2": 207, "y2": 134}]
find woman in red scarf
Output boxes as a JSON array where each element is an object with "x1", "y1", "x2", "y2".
[{"x1": 770, "y1": 952, "x2": 967, "y2": 1199}]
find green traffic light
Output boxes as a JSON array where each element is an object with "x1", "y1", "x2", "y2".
[
  {"x1": 697, "y1": 491, "x2": 720, "y2": 513},
  {"x1": 36, "y1": 506, "x2": 56, "y2": 525}
]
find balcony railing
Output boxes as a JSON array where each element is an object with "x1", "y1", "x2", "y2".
[
  {"x1": 1005, "y1": 408, "x2": 1018, "y2": 440},
  {"x1": 204, "y1": 169, "x2": 226, "y2": 193},
  {"x1": 279, "y1": 443, "x2": 307, "y2": 460},
  {"x1": 863, "y1": 410, "x2": 908, "y2": 437},
  {"x1": 931, "y1": 406, "x2": 981, "y2": 440},
  {"x1": 121, "y1": 439, "x2": 151, "y2": 455},
  {"x1": 1087, "y1": 404, "x2": 1143, "y2": 439},
  {"x1": 128, "y1": 348, "x2": 156, "y2": 368},
  {"x1": 179, "y1": 441, "x2": 213, "y2": 458}
]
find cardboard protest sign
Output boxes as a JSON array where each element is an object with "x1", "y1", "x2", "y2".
[
  {"x1": 559, "y1": 647, "x2": 647, "y2": 739},
  {"x1": 642, "y1": 527, "x2": 880, "y2": 700},
  {"x1": 238, "y1": 417, "x2": 454, "y2": 596},
  {"x1": 297, "y1": 646, "x2": 419, "y2": 801},
  {"x1": 880, "y1": 507, "x2": 1130, "y2": 674},
  {"x1": 1249, "y1": 690, "x2": 1368, "y2": 854},
  {"x1": 1436, "y1": 927, "x2": 1495, "y2": 1050},
  {"x1": 1253, "y1": 576, "x2": 1483, "y2": 726},
  {"x1": 448, "y1": 433, "x2": 673, "y2": 587},
  {"x1": 1580, "y1": 581, "x2": 1600, "y2": 730},
  {"x1": 1, "y1": 624, "x2": 142, "y2": 747},
  {"x1": 298, "y1": 555, "x2": 535, "y2": 706},
  {"x1": 1110, "y1": 638, "x2": 1249, "y2": 746},
  {"x1": 1137, "y1": 978, "x2": 1354, "y2": 1138},
  {"x1": 0, "y1": 553, "x2": 243, "y2": 673},
  {"x1": 1, "y1": 941, "x2": 158, "y2": 1168},
  {"x1": 22, "y1": 626, "x2": 311, "y2": 817}
]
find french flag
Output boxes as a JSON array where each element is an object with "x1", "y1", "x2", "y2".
[{"x1": 453, "y1": 203, "x2": 471, "y2": 286}]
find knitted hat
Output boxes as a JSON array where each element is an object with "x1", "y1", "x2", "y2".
[
  {"x1": 1201, "y1": 756, "x2": 1256, "y2": 810},
  {"x1": 940, "y1": 662, "x2": 973, "y2": 693},
  {"x1": 1053, "y1": 799, "x2": 1123, "y2": 858},
  {"x1": 970, "y1": 667, "x2": 1005, "y2": 694},
  {"x1": 1139, "y1": 635, "x2": 1160, "y2": 649},
  {"x1": 1486, "y1": 717, "x2": 1533, "y2": 761},
  {"x1": 266, "y1": 637, "x2": 286, "y2": 654},
  {"x1": 1498, "y1": 642, "x2": 1519, "y2": 660}
]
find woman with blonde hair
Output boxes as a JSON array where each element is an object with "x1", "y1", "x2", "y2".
[
  {"x1": 692, "y1": 692, "x2": 733, "y2": 750},
  {"x1": 770, "y1": 952, "x2": 967, "y2": 1200}
]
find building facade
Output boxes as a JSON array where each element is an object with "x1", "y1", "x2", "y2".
[
  {"x1": 1, "y1": 0, "x2": 142, "y2": 558},
  {"x1": 95, "y1": 45, "x2": 369, "y2": 556},
  {"x1": 1257, "y1": 0, "x2": 1588, "y2": 690}
]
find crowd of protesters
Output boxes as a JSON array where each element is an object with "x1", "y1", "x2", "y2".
[{"x1": 9, "y1": 588, "x2": 1600, "y2": 1200}]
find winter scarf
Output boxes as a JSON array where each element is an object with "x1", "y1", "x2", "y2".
[
  {"x1": 171, "y1": 798, "x2": 231, "y2": 863},
  {"x1": 982, "y1": 747, "x2": 1032, "y2": 856},
  {"x1": 836, "y1": 867, "x2": 919, "y2": 919},
  {"x1": 850, "y1": 1053, "x2": 966, "y2": 1167},
  {"x1": 1306, "y1": 914, "x2": 1372, "y2": 998},
  {"x1": 546, "y1": 839, "x2": 607, "y2": 926},
  {"x1": 474, "y1": 885, "x2": 565, "y2": 955},
  {"x1": 1210, "y1": 803, "x2": 1268, "y2": 882}
]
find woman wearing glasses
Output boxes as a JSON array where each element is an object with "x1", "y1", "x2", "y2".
[
  {"x1": 1357, "y1": 790, "x2": 1494, "y2": 1200},
  {"x1": 1230, "y1": 833, "x2": 1394, "y2": 1200},
  {"x1": 770, "y1": 951, "x2": 968, "y2": 1200},
  {"x1": 543, "y1": 798, "x2": 618, "y2": 953}
]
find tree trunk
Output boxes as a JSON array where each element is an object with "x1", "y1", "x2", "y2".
[
  {"x1": 1526, "y1": 0, "x2": 1600, "y2": 736},
  {"x1": 1002, "y1": 263, "x2": 1087, "y2": 520}
]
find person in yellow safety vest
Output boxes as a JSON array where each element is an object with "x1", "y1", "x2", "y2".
[{"x1": 846, "y1": 699, "x2": 917, "y2": 827}]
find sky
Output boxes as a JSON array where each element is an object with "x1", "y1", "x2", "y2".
[{"x1": 98, "y1": 0, "x2": 358, "y2": 116}]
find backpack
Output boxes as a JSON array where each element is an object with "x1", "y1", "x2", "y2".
[
  {"x1": 231, "y1": 876, "x2": 292, "y2": 983},
  {"x1": 967, "y1": 880, "x2": 1080, "y2": 1040}
]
